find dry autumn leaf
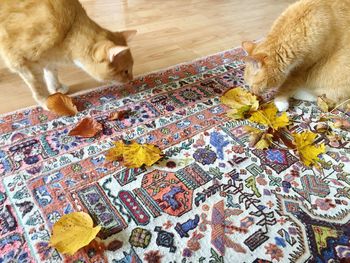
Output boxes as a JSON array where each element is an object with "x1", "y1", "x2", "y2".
[
  {"x1": 49, "y1": 212, "x2": 101, "y2": 255},
  {"x1": 249, "y1": 103, "x2": 289, "y2": 130},
  {"x1": 245, "y1": 126, "x2": 273, "y2": 149},
  {"x1": 47, "y1": 93, "x2": 78, "y2": 116},
  {"x1": 221, "y1": 87, "x2": 259, "y2": 119},
  {"x1": 68, "y1": 118, "x2": 103, "y2": 138},
  {"x1": 315, "y1": 123, "x2": 329, "y2": 134},
  {"x1": 106, "y1": 141, "x2": 163, "y2": 168},
  {"x1": 292, "y1": 131, "x2": 326, "y2": 167},
  {"x1": 317, "y1": 95, "x2": 336, "y2": 112},
  {"x1": 108, "y1": 110, "x2": 131, "y2": 121}
]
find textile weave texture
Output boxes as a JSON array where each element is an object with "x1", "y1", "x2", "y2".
[{"x1": 0, "y1": 48, "x2": 350, "y2": 263}]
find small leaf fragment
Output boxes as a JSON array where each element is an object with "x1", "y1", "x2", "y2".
[
  {"x1": 221, "y1": 87, "x2": 259, "y2": 119},
  {"x1": 108, "y1": 110, "x2": 131, "y2": 121},
  {"x1": 68, "y1": 118, "x2": 103, "y2": 138},
  {"x1": 106, "y1": 141, "x2": 163, "y2": 168},
  {"x1": 245, "y1": 126, "x2": 273, "y2": 149},
  {"x1": 317, "y1": 95, "x2": 336, "y2": 112},
  {"x1": 292, "y1": 131, "x2": 326, "y2": 167},
  {"x1": 255, "y1": 133, "x2": 274, "y2": 150},
  {"x1": 107, "y1": 240, "x2": 123, "y2": 251},
  {"x1": 49, "y1": 212, "x2": 101, "y2": 255},
  {"x1": 47, "y1": 93, "x2": 78, "y2": 116},
  {"x1": 315, "y1": 123, "x2": 329, "y2": 133}
]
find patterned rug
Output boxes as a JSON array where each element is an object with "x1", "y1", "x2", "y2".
[{"x1": 1, "y1": 47, "x2": 350, "y2": 263}]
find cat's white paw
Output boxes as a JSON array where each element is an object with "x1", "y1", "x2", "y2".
[
  {"x1": 55, "y1": 84, "x2": 69, "y2": 94},
  {"x1": 274, "y1": 97, "x2": 289, "y2": 112},
  {"x1": 293, "y1": 89, "x2": 317, "y2": 102}
]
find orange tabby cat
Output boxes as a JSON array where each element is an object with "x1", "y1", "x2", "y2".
[
  {"x1": 0, "y1": 0, "x2": 136, "y2": 109},
  {"x1": 242, "y1": 0, "x2": 350, "y2": 111}
]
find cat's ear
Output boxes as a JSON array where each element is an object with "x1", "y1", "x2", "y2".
[
  {"x1": 92, "y1": 41, "x2": 129, "y2": 63},
  {"x1": 108, "y1": 46, "x2": 129, "y2": 62},
  {"x1": 242, "y1": 41, "x2": 256, "y2": 55},
  {"x1": 93, "y1": 41, "x2": 115, "y2": 62},
  {"x1": 119, "y1": 30, "x2": 137, "y2": 42},
  {"x1": 244, "y1": 53, "x2": 268, "y2": 70}
]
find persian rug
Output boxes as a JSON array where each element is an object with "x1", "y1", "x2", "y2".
[{"x1": 0, "y1": 47, "x2": 350, "y2": 263}]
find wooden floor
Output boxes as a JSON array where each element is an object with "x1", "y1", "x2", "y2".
[{"x1": 0, "y1": 0, "x2": 295, "y2": 114}]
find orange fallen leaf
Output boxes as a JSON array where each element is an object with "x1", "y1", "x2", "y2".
[
  {"x1": 47, "y1": 93, "x2": 78, "y2": 116},
  {"x1": 69, "y1": 118, "x2": 103, "y2": 138}
]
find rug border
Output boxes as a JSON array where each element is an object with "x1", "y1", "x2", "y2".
[{"x1": 0, "y1": 45, "x2": 248, "y2": 118}]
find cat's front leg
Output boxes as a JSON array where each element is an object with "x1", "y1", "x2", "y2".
[
  {"x1": 44, "y1": 67, "x2": 69, "y2": 94},
  {"x1": 16, "y1": 64, "x2": 50, "y2": 110},
  {"x1": 274, "y1": 74, "x2": 306, "y2": 112}
]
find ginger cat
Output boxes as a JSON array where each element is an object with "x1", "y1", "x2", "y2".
[
  {"x1": 0, "y1": 0, "x2": 136, "y2": 109},
  {"x1": 242, "y1": 0, "x2": 350, "y2": 111}
]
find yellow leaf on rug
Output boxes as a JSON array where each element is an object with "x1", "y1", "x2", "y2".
[
  {"x1": 245, "y1": 126, "x2": 273, "y2": 149},
  {"x1": 220, "y1": 87, "x2": 259, "y2": 119},
  {"x1": 49, "y1": 212, "x2": 101, "y2": 255},
  {"x1": 106, "y1": 141, "x2": 163, "y2": 168},
  {"x1": 292, "y1": 131, "x2": 326, "y2": 167},
  {"x1": 249, "y1": 103, "x2": 289, "y2": 130}
]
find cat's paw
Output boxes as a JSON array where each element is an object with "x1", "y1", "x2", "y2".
[
  {"x1": 54, "y1": 84, "x2": 69, "y2": 94},
  {"x1": 274, "y1": 97, "x2": 289, "y2": 112},
  {"x1": 34, "y1": 96, "x2": 49, "y2": 111},
  {"x1": 293, "y1": 89, "x2": 317, "y2": 102}
]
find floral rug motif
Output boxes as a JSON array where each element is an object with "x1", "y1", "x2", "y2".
[{"x1": 1, "y1": 48, "x2": 350, "y2": 263}]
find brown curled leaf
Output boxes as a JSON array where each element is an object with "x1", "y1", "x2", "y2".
[
  {"x1": 108, "y1": 110, "x2": 131, "y2": 121},
  {"x1": 107, "y1": 240, "x2": 123, "y2": 251},
  {"x1": 69, "y1": 117, "x2": 103, "y2": 138}
]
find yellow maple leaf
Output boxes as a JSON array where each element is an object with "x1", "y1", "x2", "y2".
[
  {"x1": 221, "y1": 87, "x2": 259, "y2": 119},
  {"x1": 249, "y1": 103, "x2": 289, "y2": 130},
  {"x1": 49, "y1": 212, "x2": 101, "y2": 255},
  {"x1": 106, "y1": 141, "x2": 163, "y2": 168},
  {"x1": 292, "y1": 131, "x2": 326, "y2": 167}
]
